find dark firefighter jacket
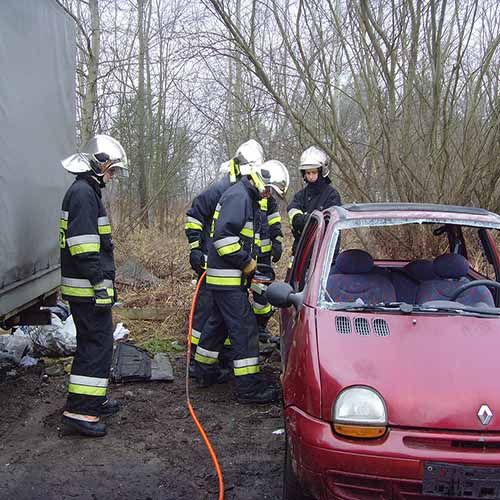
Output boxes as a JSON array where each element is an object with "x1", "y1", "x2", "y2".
[
  {"x1": 185, "y1": 176, "x2": 233, "y2": 264},
  {"x1": 256, "y1": 196, "x2": 283, "y2": 261},
  {"x1": 287, "y1": 176, "x2": 341, "y2": 249},
  {"x1": 59, "y1": 174, "x2": 115, "y2": 302},
  {"x1": 206, "y1": 177, "x2": 262, "y2": 290}
]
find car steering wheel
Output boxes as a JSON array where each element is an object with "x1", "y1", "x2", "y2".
[{"x1": 449, "y1": 280, "x2": 500, "y2": 301}]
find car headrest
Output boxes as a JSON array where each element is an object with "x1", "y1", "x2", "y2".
[
  {"x1": 432, "y1": 253, "x2": 469, "y2": 279},
  {"x1": 404, "y1": 259, "x2": 436, "y2": 281},
  {"x1": 335, "y1": 249, "x2": 374, "y2": 274}
]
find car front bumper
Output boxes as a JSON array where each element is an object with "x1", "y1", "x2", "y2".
[{"x1": 286, "y1": 405, "x2": 500, "y2": 500}]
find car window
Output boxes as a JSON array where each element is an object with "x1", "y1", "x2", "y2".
[
  {"x1": 290, "y1": 218, "x2": 319, "y2": 292},
  {"x1": 461, "y1": 227, "x2": 496, "y2": 280}
]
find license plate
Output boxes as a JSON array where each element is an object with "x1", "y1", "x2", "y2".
[{"x1": 423, "y1": 462, "x2": 500, "y2": 498}]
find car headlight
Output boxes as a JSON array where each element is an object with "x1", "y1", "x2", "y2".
[{"x1": 333, "y1": 386, "x2": 387, "y2": 439}]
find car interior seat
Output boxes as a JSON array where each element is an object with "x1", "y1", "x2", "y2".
[
  {"x1": 390, "y1": 259, "x2": 436, "y2": 304},
  {"x1": 327, "y1": 249, "x2": 396, "y2": 303},
  {"x1": 415, "y1": 253, "x2": 494, "y2": 307}
]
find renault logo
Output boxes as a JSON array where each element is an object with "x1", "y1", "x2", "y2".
[{"x1": 477, "y1": 405, "x2": 493, "y2": 425}]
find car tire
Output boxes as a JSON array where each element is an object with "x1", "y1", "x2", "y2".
[{"x1": 283, "y1": 435, "x2": 314, "y2": 500}]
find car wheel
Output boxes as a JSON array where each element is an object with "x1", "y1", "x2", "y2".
[{"x1": 283, "y1": 435, "x2": 314, "y2": 500}]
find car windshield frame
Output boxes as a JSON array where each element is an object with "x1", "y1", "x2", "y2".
[{"x1": 318, "y1": 215, "x2": 500, "y2": 317}]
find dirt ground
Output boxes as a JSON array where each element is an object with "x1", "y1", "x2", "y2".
[{"x1": 0, "y1": 352, "x2": 284, "y2": 500}]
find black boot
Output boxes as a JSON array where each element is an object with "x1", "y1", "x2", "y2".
[
  {"x1": 236, "y1": 377, "x2": 280, "y2": 404},
  {"x1": 101, "y1": 399, "x2": 120, "y2": 417},
  {"x1": 195, "y1": 367, "x2": 232, "y2": 388},
  {"x1": 60, "y1": 416, "x2": 107, "y2": 437}
]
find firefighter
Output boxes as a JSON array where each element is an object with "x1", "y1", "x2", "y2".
[
  {"x1": 287, "y1": 146, "x2": 341, "y2": 257},
  {"x1": 185, "y1": 140, "x2": 264, "y2": 354},
  {"x1": 253, "y1": 161, "x2": 284, "y2": 343},
  {"x1": 194, "y1": 161, "x2": 289, "y2": 404},
  {"x1": 59, "y1": 134, "x2": 128, "y2": 437}
]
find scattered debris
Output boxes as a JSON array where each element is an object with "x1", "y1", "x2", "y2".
[
  {"x1": 115, "y1": 256, "x2": 161, "y2": 287},
  {"x1": 113, "y1": 322, "x2": 129, "y2": 341}
]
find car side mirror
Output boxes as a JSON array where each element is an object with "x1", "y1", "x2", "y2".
[{"x1": 266, "y1": 282, "x2": 304, "y2": 310}]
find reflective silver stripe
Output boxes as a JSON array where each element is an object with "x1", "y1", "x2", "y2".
[
  {"x1": 61, "y1": 277, "x2": 113, "y2": 288},
  {"x1": 187, "y1": 216, "x2": 203, "y2": 227},
  {"x1": 191, "y1": 328, "x2": 202, "y2": 340},
  {"x1": 213, "y1": 236, "x2": 240, "y2": 249},
  {"x1": 69, "y1": 374, "x2": 108, "y2": 387},
  {"x1": 254, "y1": 232, "x2": 260, "y2": 240},
  {"x1": 233, "y1": 357, "x2": 259, "y2": 368},
  {"x1": 196, "y1": 346, "x2": 219, "y2": 359},
  {"x1": 207, "y1": 268, "x2": 242, "y2": 277},
  {"x1": 66, "y1": 234, "x2": 100, "y2": 247},
  {"x1": 61, "y1": 210, "x2": 69, "y2": 220},
  {"x1": 288, "y1": 208, "x2": 302, "y2": 217},
  {"x1": 267, "y1": 212, "x2": 280, "y2": 221},
  {"x1": 260, "y1": 238, "x2": 271, "y2": 246},
  {"x1": 253, "y1": 302, "x2": 269, "y2": 311},
  {"x1": 215, "y1": 203, "x2": 222, "y2": 211},
  {"x1": 98, "y1": 216, "x2": 110, "y2": 226},
  {"x1": 242, "y1": 222, "x2": 253, "y2": 231}
]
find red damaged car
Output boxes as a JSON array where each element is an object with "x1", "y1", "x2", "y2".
[{"x1": 267, "y1": 203, "x2": 500, "y2": 500}]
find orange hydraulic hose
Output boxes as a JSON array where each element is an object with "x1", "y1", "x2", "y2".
[{"x1": 186, "y1": 271, "x2": 225, "y2": 500}]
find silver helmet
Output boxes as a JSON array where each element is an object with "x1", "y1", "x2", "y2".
[
  {"x1": 299, "y1": 146, "x2": 329, "y2": 177},
  {"x1": 251, "y1": 160, "x2": 290, "y2": 199},
  {"x1": 62, "y1": 134, "x2": 129, "y2": 177},
  {"x1": 234, "y1": 139, "x2": 265, "y2": 175}
]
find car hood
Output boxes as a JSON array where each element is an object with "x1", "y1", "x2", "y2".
[{"x1": 317, "y1": 310, "x2": 500, "y2": 431}]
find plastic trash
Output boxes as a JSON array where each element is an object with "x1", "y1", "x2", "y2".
[
  {"x1": 16, "y1": 313, "x2": 76, "y2": 357},
  {"x1": 272, "y1": 428, "x2": 285, "y2": 435},
  {"x1": 113, "y1": 322, "x2": 129, "y2": 341},
  {"x1": 19, "y1": 355, "x2": 38, "y2": 367}
]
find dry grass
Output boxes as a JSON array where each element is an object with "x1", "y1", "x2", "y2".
[{"x1": 111, "y1": 219, "x2": 294, "y2": 352}]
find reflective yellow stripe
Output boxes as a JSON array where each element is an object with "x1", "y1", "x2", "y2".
[
  {"x1": 253, "y1": 303, "x2": 272, "y2": 315},
  {"x1": 259, "y1": 199, "x2": 268, "y2": 211},
  {"x1": 261, "y1": 244, "x2": 272, "y2": 253},
  {"x1": 98, "y1": 225, "x2": 111, "y2": 235},
  {"x1": 206, "y1": 276, "x2": 242, "y2": 286},
  {"x1": 185, "y1": 222, "x2": 203, "y2": 230},
  {"x1": 224, "y1": 337, "x2": 231, "y2": 346},
  {"x1": 217, "y1": 242, "x2": 241, "y2": 256},
  {"x1": 288, "y1": 208, "x2": 304, "y2": 224},
  {"x1": 191, "y1": 336, "x2": 200, "y2": 345},
  {"x1": 60, "y1": 219, "x2": 68, "y2": 230},
  {"x1": 96, "y1": 297, "x2": 112, "y2": 305},
  {"x1": 234, "y1": 365, "x2": 261, "y2": 376},
  {"x1": 240, "y1": 228, "x2": 254, "y2": 238},
  {"x1": 276, "y1": 235, "x2": 283, "y2": 243},
  {"x1": 69, "y1": 243, "x2": 100, "y2": 255},
  {"x1": 61, "y1": 285, "x2": 94, "y2": 297},
  {"x1": 190, "y1": 241, "x2": 200, "y2": 249},
  {"x1": 68, "y1": 384, "x2": 107, "y2": 396},
  {"x1": 268, "y1": 215, "x2": 281, "y2": 226},
  {"x1": 194, "y1": 353, "x2": 219, "y2": 365}
]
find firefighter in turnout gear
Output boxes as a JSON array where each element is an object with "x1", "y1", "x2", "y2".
[
  {"x1": 193, "y1": 161, "x2": 289, "y2": 404},
  {"x1": 287, "y1": 146, "x2": 341, "y2": 258},
  {"x1": 59, "y1": 134, "x2": 128, "y2": 437},
  {"x1": 253, "y1": 161, "x2": 285, "y2": 343},
  {"x1": 185, "y1": 140, "x2": 264, "y2": 353}
]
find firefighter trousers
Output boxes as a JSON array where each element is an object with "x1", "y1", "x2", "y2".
[
  {"x1": 65, "y1": 301, "x2": 113, "y2": 417},
  {"x1": 194, "y1": 287, "x2": 260, "y2": 390}
]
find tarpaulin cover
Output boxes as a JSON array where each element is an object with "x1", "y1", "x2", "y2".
[{"x1": 0, "y1": 0, "x2": 75, "y2": 317}]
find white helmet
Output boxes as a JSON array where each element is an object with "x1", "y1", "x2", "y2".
[
  {"x1": 62, "y1": 134, "x2": 129, "y2": 178},
  {"x1": 234, "y1": 139, "x2": 264, "y2": 175},
  {"x1": 250, "y1": 160, "x2": 290, "y2": 199},
  {"x1": 299, "y1": 146, "x2": 329, "y2": 177}
]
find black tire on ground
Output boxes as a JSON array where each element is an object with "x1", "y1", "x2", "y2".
[{"x1": 283, "y1": 435, "x2": 314, "y2": 500}]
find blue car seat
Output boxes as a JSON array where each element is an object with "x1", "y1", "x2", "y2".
[
  {"x1": 415, "y1": 253, "x2": 494, "y2": 307},
  {"x1": 390, "y1": 259, "x2": 436, "y2": 304},
  {"x1": 327, "y1": 249, "x2": 396, "y2": 304}
]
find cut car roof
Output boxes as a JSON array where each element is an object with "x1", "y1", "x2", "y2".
[{"x1": 330, "y1": 202, "x2": 500, "y2": 226}]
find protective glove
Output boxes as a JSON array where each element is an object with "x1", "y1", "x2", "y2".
[
  {"x1": 189, "y1": 249, "x2": 205, "y2": 275},
  {"x1": 271, "y1": 241, "x2": 282, "y2": 263},
  {"x1": 242, "y1": 258, "x2": 257, "y2": 277},
  {"x1": 93, "y1": 282, "x2": 113, "y2": 309},
  {"x1": 293, "y1": 213, "x2": 307, "y2": 233}
]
